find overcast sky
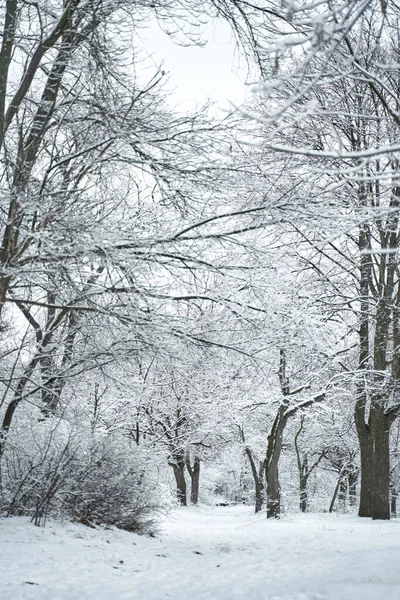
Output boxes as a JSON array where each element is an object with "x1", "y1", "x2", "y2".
[{"x1": 138, "y1": 19, "x2": 249, "y2": 111}]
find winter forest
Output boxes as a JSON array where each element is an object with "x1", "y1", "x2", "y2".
[{"x1": 2, "y1": 1, "x2": 400, "y2": 599}]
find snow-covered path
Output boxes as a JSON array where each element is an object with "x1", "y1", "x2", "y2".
[{"x1": 2, "y1": 506, "x2": 400, "y2": 599}]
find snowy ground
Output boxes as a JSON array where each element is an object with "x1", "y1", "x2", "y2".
[{"x1": 2, "y1": 506, "x2": 400, "y2": 600}]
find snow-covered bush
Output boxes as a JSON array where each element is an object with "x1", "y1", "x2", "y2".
[{"x1": 0, "y1": 405, "x2": 165, "y2": 533}]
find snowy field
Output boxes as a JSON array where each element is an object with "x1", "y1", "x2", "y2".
[{"x1": 2, "y1": 506, "x2": 400, "y2": 600}]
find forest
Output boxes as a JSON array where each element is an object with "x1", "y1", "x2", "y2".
[{"x1": 1, "y1": 0, "x2": 400, "y2": 539}]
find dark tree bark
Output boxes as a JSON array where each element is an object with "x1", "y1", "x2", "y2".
[
  {"x1": 299, "y1": 472, "x2": 308, "y2": 513},
  {"x1": 361, "y1": 382, "x2": 398, "y2": 523},
  {"x1": 338, "y1": 478, "x2": 348, "y2": 507},
  {"x1": 329, "y1": 461, "x2": 353, "y2": 513},
  {"x1": 246, "y1": 449, "x2": 265, "y2": 513},
  {"x1": 264, "y1": 349, "x2": 291, "y2": 518},
  {"x1": 239, "y1": 423, "x2": 265, "y2": 513},
  {"x1": 370, "y1": 400, "x2": 391, "y2": 520},
  {"x1": 266, "y1": 450, "x2": 281, "y2": 518},
  {"x1": 355, "y1": 391, "x2": 373, "y2": 517},
  {"x1": 294, "y1": 417, "x2": 326, "y2": 513},
  {"x1": 348, "y1": 468, "x2": 358, "y2": 507},
  {"x1": 355, "y1": 216, "x2": 374, "y2": 517},
  {"x1": 329, "y1": 475, "x2": 342, "y2": 513},
  {"x1": 368, "y1": 184, "x2": 400, "y2": 520},
  {"x1": 0, "y1": 355, "x2": 40, "y2": 457},
  {"x1": 390, "y1": 485, "x2": 397, "y2": 517},
  {"x1": 295, "y1": 421, "x2": 309, "y2": 513},
  {"x1": 264, "y1": 350, "x2": 325, "y2": 518},
  {"x1": 186, "y1": 453, "x2": 201, "y2": 505},
  {"x1": 172, "y1": 459, "x2": 187, "y2": 506}
]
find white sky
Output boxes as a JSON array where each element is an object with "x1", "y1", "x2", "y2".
[{"x1": 138, "y1": 19, "x2": 250, "y2": 111}]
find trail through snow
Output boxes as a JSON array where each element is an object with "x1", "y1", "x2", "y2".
[{"x1": 2, "y1": 505, "x2": 400, "y2": 599}]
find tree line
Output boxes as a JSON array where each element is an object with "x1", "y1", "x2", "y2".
[{"x1": 0, "y1": 0, "x2": 399, "y2": 528}]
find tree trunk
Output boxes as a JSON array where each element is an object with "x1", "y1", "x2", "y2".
[
  {"x1": 294, "y1": 421, "x2": 326, "y2": 514},
  {"x1": 348, "y1": 469, "x2": 358, "y2": 507},
  {"x1": 299, "y1": 472, "x2": 308, "y2": 513},
  {"x1": 264, "y1": 350, "x2": 325, "y2": 518},
  {"x1": 265, "y1": 350, "x2": 289, "y2": 519},
  {"x1": 266, "y1": 459, "x2": 281, "y2": 518},
  {"x1": 391, "y1": 485, "x2": 397, "y2": 517},
  {"x1": 244, "y1": 447, "x2": 264, "y2": 513},
  {"x1": 188, "y1": 456, "x2": 201, "y2": 505},
  {"x1": 338, "y1": 478, "x2": 348, "y2": 509},
  {"x1": 172, "y1": 463, "x2": 187, "y2": 506},
  {"x1": 357, "y1": 436, "x2": 373, "y2": 516},
  {"x1": 329, "y1": 475, "x2": 342, "y2": 513},
  {"x1": 265, "y1": 349, "x2": 324, "y2": 518},
  {"x1": 355, "y1": 387, "x2": 373, "y2": 517},
  {"x1": 370, "y1": 405, "x2": 390, "y2": 520},
  {"x1": 355, "y1": 218, "x2": 374, "y2": 517},
  {"x1": 0, "y1": 356, "x2": 40, "y2": 458}
]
